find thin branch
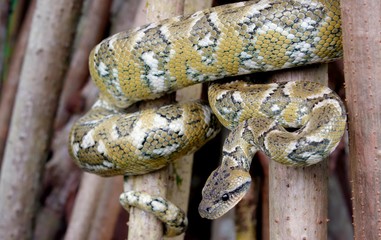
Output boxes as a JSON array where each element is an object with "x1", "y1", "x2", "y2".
[
  {"x1": 0, "y1": 0, "x2": 9, "y2": 89},
  {"x1": 87, "y1": 177, "x2": 123, "y2": 240},
  {"x1": 55, "y1": 0, "x2": 112, "y2": 129},
  {"x1": 167, "y1": 1, "x2": 213, "y2": 240},
  {"x1": 340, "y1": 0, "x2": 381, "y2": 238},
  {"x1": 0, "y1": 0, "x2": 83, "y2": 238},
  {"x1": 64, "y1": 173, "x2": 107, "y2": 240},
  {"x1": 1, "y1": 0, "x2": 28, "y2": 86},
  {"x1": 33, "y1": 118, "x2": 81, "y2": 240},
  {"x1": 268, "y1": 65, "x2": 329, "y2": 239},
  {"x1": 125, "y1": 1, "x2": 185, "y2": 239},
  {"x1": 64, "y1": 79, "x2": 124, "y2": 240},
  {"x1": 235, "y1": 176, "x2": 260, "y2": 240},
  {"x1": 0, "y1": 0, "x2": 35, "y2": 165}
]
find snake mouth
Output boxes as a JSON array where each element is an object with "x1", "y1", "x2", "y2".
[
  {"x1": 198, "y1": 180, "x2": 251, "y2": 219},
  {"x1": 198, "y1": 199, "x2": 237, "y2": 219}
]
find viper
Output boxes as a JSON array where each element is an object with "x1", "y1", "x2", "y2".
[{"x1": 69, "y1": 0, "x2": 346, "y2": 236}]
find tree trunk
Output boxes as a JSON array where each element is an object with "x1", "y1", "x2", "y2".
[
  {"x1": 0, "y1": 0, "x2": 83, "y2": 239},
  {"x1": 269, "y1": 65, "x2": 329, "y2": 239},
  {"x1": 340, "y1": 0, "x2": 381, "y2": 239}
]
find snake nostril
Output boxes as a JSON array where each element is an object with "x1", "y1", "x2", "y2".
[{"x1": 206, "y1": 207, "x2": 211, "y2": 212}]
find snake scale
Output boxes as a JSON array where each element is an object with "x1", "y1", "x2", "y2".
[{"x1": 69, "y1": 0, "x2": 346, "y2": 237}]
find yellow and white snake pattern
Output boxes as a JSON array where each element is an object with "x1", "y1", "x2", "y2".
[{"x1": 69, "y1": 0, "x2": 345, "y2": 236}]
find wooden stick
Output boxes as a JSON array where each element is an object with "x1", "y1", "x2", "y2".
[
  {"x1": 0, "y1": 0, "x2": 28, "y2": 85},
  {"x1": 340, "y1": 0, "x2": 381, "y2": 238},
  {"x1": 125, "y1": 1, "x2": 184, "y2": 239},
  {"x1": 269, "y1": 65, "x2": 329, "y2": 239},
  {"x1": 63, "y1": 80, "x2": 124, "y2": 240},
  {"x1": 0, "y1": 0, "x2": 84, "y2": 239},
  {"x1": 54, "y1": 0, "x2": 112, "y2": 129},
  {"x1": 0, "y1": 0, "x2": 35, "y2": 163},
  {"x1": 87, "y1": 177, "x2": 123, "y2": 240},
  {"x1": 257, "y1": 152, "x2": 270, "y2": 240},
  {"x1": 0, "y1": 0, "x2": 10, "y2": 91},
  {"x1": 0, "y1": 0, "x2": 10, "y2": 87},
  {"x1": 167, "y1": 1, "x2": 213, "y2": 240},
  {"x1": 64, "y1": 173, "x2": 106, "y2": 240},
  {"x1": 34, "y1": 118, "x2": 82, "y2": 240},
  {"x1": 235, "y1": 177, "x2": 260, "y2": 240}
]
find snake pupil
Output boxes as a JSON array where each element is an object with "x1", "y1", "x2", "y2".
[
  {"x1": 285, "y1": 127, "x2": 300, "y2": 133},
  {"x1": 221, "y1": 193, "x2": 229, "y2": 201}
]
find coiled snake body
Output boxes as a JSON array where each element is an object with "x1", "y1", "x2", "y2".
[{"x1": 69, "y1": 0, "x2": 346, "y2": 236}]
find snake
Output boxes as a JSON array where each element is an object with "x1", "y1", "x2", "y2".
[{"x1": 69, "y1": 0, "x2": 345, "y2": 237}]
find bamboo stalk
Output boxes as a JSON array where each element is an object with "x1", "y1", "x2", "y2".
[
  {"x1": 340, "y1": 0, "x2": 381, "y2": 239},
  {"x1": 0, "y1": 0, "x2": 83, "y2": 239},
  {"x1": 269, "y1": 65, "x2": 329, "y2": 239}
]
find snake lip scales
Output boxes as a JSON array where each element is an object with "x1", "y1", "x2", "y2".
[{"x1": 69, "y1": 0, "x2": 345, "y2": 236}]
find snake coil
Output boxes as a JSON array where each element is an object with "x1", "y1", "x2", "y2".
[{"x1": 69, "y1": 0, "x2": 345, "y2": 236}]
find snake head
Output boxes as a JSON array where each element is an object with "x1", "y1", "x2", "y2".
[{"x1": 198, "y1": 167, "x2": 251, "y2": 219}]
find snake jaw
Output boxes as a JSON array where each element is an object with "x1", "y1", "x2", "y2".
[{"x1": 199, "y1": 168, "x2": 251, "y2": 219}]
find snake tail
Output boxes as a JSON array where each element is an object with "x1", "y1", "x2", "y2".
[{"x1": 120, "y1": 191, "x2": 188, "y2": 237}]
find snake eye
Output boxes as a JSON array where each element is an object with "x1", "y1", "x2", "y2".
[{"x1": 221, "y1": 193, "x2": 229, "y2": 201}]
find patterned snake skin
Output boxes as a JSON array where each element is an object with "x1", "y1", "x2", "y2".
[
  {"x1": 69, "y1": 0, "x2": 345, "y2": 236},
  {"x1": 199, "y1": 80, "x2": 346, "y2": 218}
]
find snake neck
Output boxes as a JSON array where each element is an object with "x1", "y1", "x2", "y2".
[
  {"x1": 221, "y1": 120, "x2": 257, "y2": 171},
  {"x1": 199, "y1": 120, "x2": 255, "y2": 219}
]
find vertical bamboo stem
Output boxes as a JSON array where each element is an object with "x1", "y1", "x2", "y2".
[
  {"x1": 0, "y1": 0, "x2": 83, "y2": 239},
  {"x1": 340, "y1": 0, "x2": 381, "y2": 239},
  {"x1": 269, "y1": 65, "x2": 329, "y2": 239}
]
